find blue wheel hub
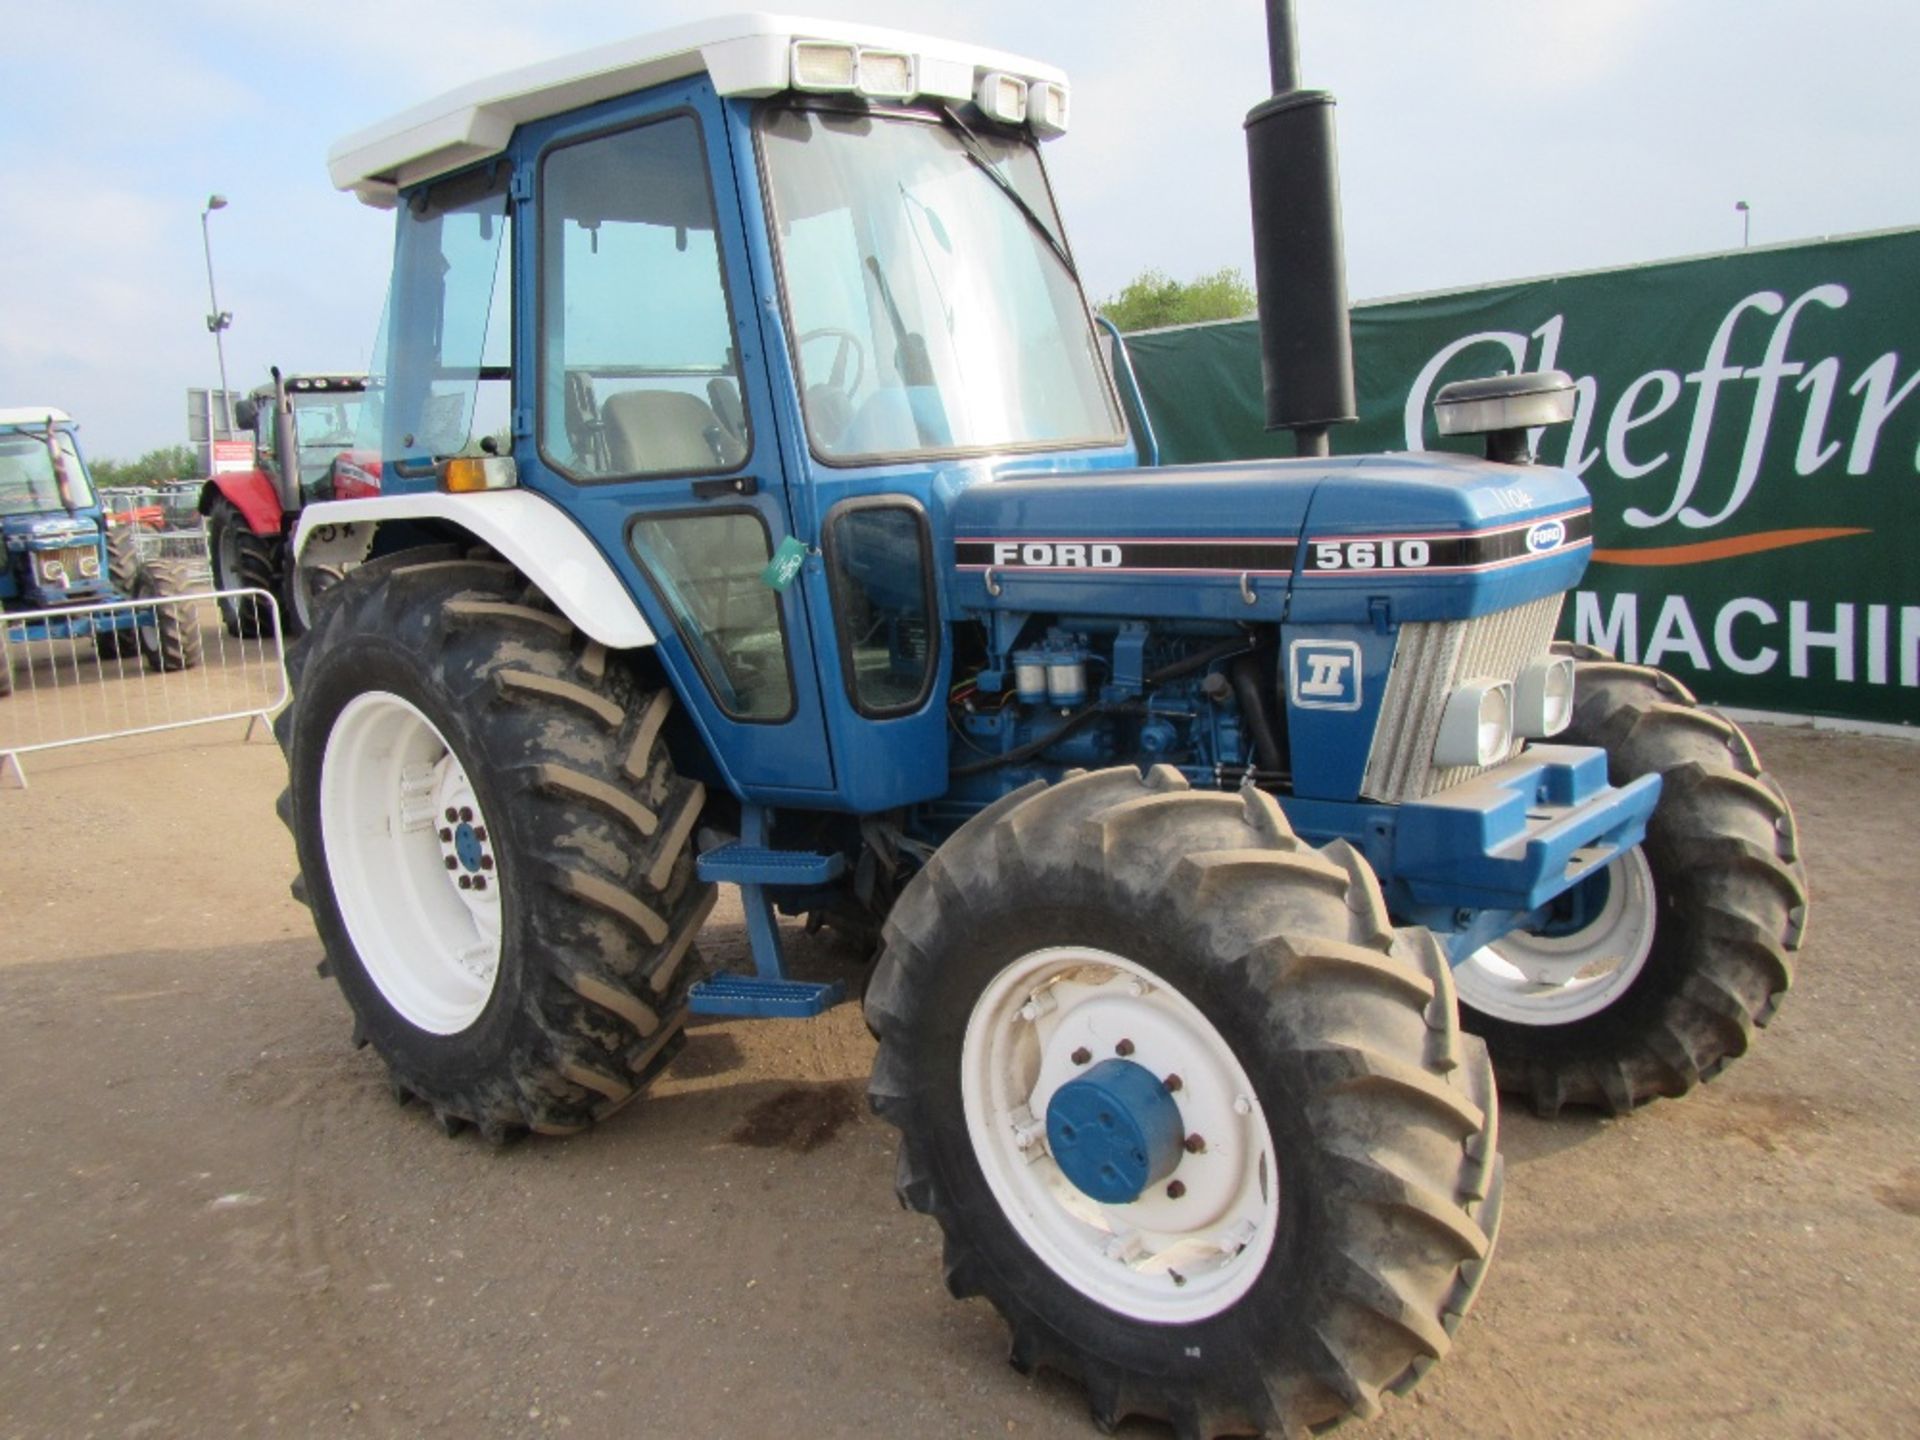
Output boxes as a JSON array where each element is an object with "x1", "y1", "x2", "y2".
[
  {"x1": 453, "y1": 821, "x2": 484, "y2": 873},
  {"x1": 1045, "y1": 1058, "x2": 1185, "y2": 1204}
]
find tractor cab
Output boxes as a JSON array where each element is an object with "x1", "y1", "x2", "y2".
[
  {"x1": 0, "y1": 408, "x2": 114, "y2": 610},
  {"x1": 231, "y1": 372, "x2": 377, "y2": 511},
  {"x1": 322, "y1": 18, "x2": 1131, "y2": 800}
]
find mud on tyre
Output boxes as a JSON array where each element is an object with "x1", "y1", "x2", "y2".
[
  {"x1": 1454, "y1": 646, "x2": 1809, "y2": 1116},
  {"x1": 866, "y1": 766, "x2": 1502, "y2": 1438},
  {"x1": 276, "y1": 550, "x2": 715, "y2": 1139}
]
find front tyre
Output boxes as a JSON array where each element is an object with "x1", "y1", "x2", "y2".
[
  {"x1": 867, "y1": 767, "x2": 1502, "y2": 1437},
  {"x1": 1454, "y1": 650, "x2": 1809, "y2": 1116},
  {"x1": 277, "y1": 553, "x2": 714, "y2": 1139},
  {"x1": 133, "y1": 560, "x2": 204, "y2": 673}
]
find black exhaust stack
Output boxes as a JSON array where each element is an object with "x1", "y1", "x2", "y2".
[{"x1": 1245, "y1": 1, "x2": 1356, "y2": 457}]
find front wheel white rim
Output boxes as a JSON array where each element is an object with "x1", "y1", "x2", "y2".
[
  {"x1": 960, "y1": 947, "x2": 1281, "y2": 1324},
  {"x1": 319, "y1": 690, "x2": 503, "y2": 1034},
  {"x1": 1456, "y1": 847, "x2": 1658, "y2": 1025}
]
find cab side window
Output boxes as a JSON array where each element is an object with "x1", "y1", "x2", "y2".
[{"x1": 539, "y1": 114, "x2": 748, "y2": 480}]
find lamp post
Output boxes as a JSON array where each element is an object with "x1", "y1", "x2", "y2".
[
  {"x1": 200, "y1": 193, "x2": 235, "y2": 437},
  {"x1": 1735, "y1": 199, "x2": 1751, "y2": 249}
]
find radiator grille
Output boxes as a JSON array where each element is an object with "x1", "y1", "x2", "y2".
[
  {"x1": 43, "y1": 547, "x2": 97, "y2": 587},
  {"x1": 1362, "y1": 594, "x2": 1564, "y2": 802}
]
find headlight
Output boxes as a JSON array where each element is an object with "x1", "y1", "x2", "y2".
[
  {"x1": 78, "y1": 551, "x2": 101, "y2": 578},
  {"x1": 39, "y1": 555, "x2": 69, "y2": 585},
  {"x1": 1435, "y1": 679, "x2": 1514, "y2": 768},
  {"x1": 1514, "y1": 656, "x2": 1575, "y2": 737}
]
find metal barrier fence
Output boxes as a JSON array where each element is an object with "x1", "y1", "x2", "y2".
[
  {"x1": 99, "y1": 484, "x2": 213, "y2": 585},
  {"x1": 0, "y1": 587, "x2": 287, "y2": 788}
]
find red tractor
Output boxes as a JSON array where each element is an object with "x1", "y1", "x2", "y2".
[{"x1": 198, "y1": 369, "x2": 379, "y2": 637}]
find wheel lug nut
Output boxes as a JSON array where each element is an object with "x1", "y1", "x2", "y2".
[
  {"x1": 474, "y1": 826, "x2": 487, "y2": 842},
  {"x1": 1070, "y1": 1047, "x2": 1091, "y2": 1066},
  {"x1": 458, "y1": 806, "x2": 473, "y2": 823},
  {"x1": 480, "y1": 855, "x2": 494, "y2": 870},
  {"x1": 1166, "y1": 1180, "x2": 1186, "y2": 1199},
  {"x1": 457, "y1": 874, "x2": 472, "y2": 890},
  {"x1": 1115, "y1": 1038, "x2": 1135, "y2": 1057},
  {"x1": 1163, "y1": 1074, "x2": 1182, "y2": 1092},
  {"x1": 1184, "y1": 1133, "x2": 1207, "y2": 1155},
  {"x1": 472, "y1": 876, "x2": 487, "y2": 892},
  {"x1": 445, "y1": 807, "x2": 458, "y2": 823},
  {"x1": 439, "y1": 827, "x2": 453, "y2": 842},
  {"x1": 444, "y1": 856, "x2": 458, "y2": 871}
]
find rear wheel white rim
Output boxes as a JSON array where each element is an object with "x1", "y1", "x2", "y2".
[
  {"x1": 319, "y1": 690, "x2": 503, "y2": 1034},
  {"x1": 1456, "y1": 847, "x2": 1658, "y2": 1025},
  {"x1": 960, "y1": 946, "x2": 1280, "y2": 1323}
]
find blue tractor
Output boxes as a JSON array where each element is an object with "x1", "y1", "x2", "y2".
[
  {"x1": 1, "y1": 408, "x2": 203, "y2": 695},
  {"x1": 277, "y1": 10, "x2": 1807, "y2": 1435}
]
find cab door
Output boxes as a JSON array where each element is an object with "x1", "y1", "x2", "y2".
[{"x1": 511, "y1": 78, "x2": 835, "y2": 797}]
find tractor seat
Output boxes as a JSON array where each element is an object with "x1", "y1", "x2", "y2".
[{"x1": 601, "y1": 389, "x2": 744, "y2": 475}]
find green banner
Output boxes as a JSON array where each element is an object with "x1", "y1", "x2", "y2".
[{"x1": 1124, "y1": 229, "x2": 1919, "y2": 726}]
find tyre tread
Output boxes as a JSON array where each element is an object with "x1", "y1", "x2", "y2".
[{"x1": 280, "y1": 556, "x2": 711, "y2": 1139}]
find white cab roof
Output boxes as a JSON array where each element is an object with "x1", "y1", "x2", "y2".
[
  {"x1": 0, "y1": 407, "x2": 72, "y2": 428},
  {"x1": 329, "y1": 11, "x2": 1066, "y2": 208}
]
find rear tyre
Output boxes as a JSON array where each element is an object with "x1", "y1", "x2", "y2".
[
  {"x1": 276, "y1": 553, "x2": 714, "y2": 1138},
  {"x1": 867, "y1": 766, "x2": 1501, "y2": 1437},
  {"x1": 1454, "y1": 648, "x2": 1808, "y2": 1116},
  {"x1": 207, "y1": 497, "x2": 284, "y2": 639},
  {"x1": 133, "y1": 561, "x2": 204, "y2": 673}
]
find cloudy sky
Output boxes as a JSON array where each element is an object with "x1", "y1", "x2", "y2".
[{"x1": 6, "y1": 0, "x2": 1916, "y2": 460}]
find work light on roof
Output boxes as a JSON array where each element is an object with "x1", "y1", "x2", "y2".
[
  {"x1": 975, "y1": 71, "x2": 1028, "y2": 125},
  {"x1": 1027, "y1": 80, "x2": 1068, "y2": 136},
  {"x1": 857, "y1": 49, "x2": 915, "y2": 99},
  {"x1": 790, "y1": 40, "x2": 916, "y2": 100}
]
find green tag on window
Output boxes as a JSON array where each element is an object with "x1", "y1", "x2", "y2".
[{"x1": 761, "y1": 535, "x2": 808, "y2": 592}]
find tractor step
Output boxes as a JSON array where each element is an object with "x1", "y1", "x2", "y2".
[
  {"x1": 687, "y1": 972, "x2": 846, "y2": 1019},
  {"x1": 697, "y1": 843, "x2": 846, "y2": 887}
]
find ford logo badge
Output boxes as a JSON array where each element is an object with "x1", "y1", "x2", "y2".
[{"x1": 1526, "y1": 519, "x2": 1566, "y2": 553}]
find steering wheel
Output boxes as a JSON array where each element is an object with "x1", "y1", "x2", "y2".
[{"x1": 798, "y1": 327, "x2": 867, "y2": 396}]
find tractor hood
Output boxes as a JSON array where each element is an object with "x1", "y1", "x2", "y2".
[
  {"x1": 949, "y1": 452, "x2": 1592, "y2": 626},
  {"x1": 3, "y1": 513, "x2": 98, "y2": 552}
]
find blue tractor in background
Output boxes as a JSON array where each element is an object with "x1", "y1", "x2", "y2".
[
  {"x1": 1, "y1": 408, "x2": 203, "y2": 695},
  {"x1": 276, "y1": 9, "x2": 1808, "y2": 1435}
]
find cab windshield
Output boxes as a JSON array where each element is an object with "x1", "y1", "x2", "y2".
[
  {"x1": 759, "y1": 107, "x2": 1122, "y2": 462},
  {"x1": 0, "y1": 431, "x2": 93, "y2": 516},
  {"x1": 290, "y1": 392, "x2": 370, "y2": 489}
]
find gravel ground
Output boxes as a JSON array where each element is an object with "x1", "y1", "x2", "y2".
[{"x1": 1, "y1": 709, "x2": 1917, "y2": 1439}]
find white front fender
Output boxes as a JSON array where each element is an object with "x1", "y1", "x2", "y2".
[{"x1": 292, "y1": 490, "x2": 656, "y2": 649}]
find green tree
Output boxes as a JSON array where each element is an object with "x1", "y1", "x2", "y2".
[
  {"x1": 1097, "y1": 266, "x2": 1257, "y2": 333},
  {"x1": 90, "y1": 444, "x2": 202, "y2": 489}
]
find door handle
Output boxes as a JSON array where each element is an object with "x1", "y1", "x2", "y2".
[{"x1": 692, "y1": 475, "x2": 759, "y2": 500}]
